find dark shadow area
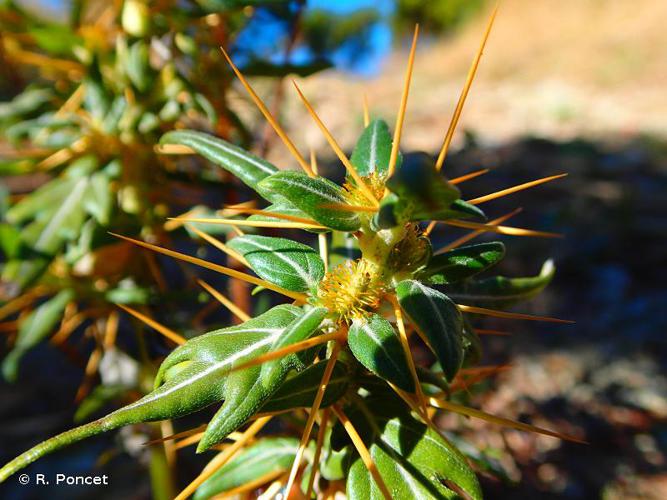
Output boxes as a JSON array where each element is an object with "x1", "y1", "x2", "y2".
[{"x1": 435, "y1": 134, "x2": 667, "y2": 499}]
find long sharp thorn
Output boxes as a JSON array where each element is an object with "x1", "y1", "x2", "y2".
[
  {"x1": 332, "y1": 405, "x2": 392, "y2": 500},
  {"x1": 116, "y1": 304, "x2": 185, "y2": 345},
  {"x1": 187, "y1": 225, "x2": 248, "y2": 266},
  {"x1": 109, "y1": 233, "x2": 308, "y2": 302},
  {"x1": 436, "y1": 5, "x2": 498, "y2": 172},
  {"x1": 305, "y1": 408, "x2": 331, "y2": 498},
  {"x1": 171, "y1": 216, "x2": 326, "y2": 230},
  {"x1": 474, "y1": 328, "x2": 511, "y2": 336},
  {"x1": 174, "y1": 416, "x2": 272, "y2": 500},
  {"x1": 387, "y1": 24, "x2": 419, "y2": 179},
  {"x1": 216, "y1": 206, "x2": 318, "y2": 225},
  {"x1": 391, "y1": 296, "x2": 428, "y2": 416},
  {"x1": 317, "y1": 202, "x2": 377, "y2": 213},
  {"x1": 285, "y1": 343, "x2": 341, "y2": 497},
  {"x1": 449, "y1": 168, "x2": 490, "y2": 185},
  {"x1": 311, "y1": 149, "x2": 329, "y2": 272},
  {"x1": 443, "y1": 219, "x2": 562, "y2": 238},
  {"x1": 468, "y1": 173, "x2": 568, "y2": 205},
  {"x1": 219, "y1": 47, "x2": 314, "y2": 177},
  {"x1": 457, "y1": 304, "x2": 574, "y2": 323},
  {"x1": 291, "y1": 80, "x2": 378, "y2": 207},
  {"x1": 362, "y1": 93, "x2": 370, "y2": 127},
  {"x1": 197, "y1": 279, "x2": 251, "y2": 322},
  {"x1": 231, "y1": 331, "x2": 344, "y2": 374},
  {"x1": 144, "y1": 424, "x2": 207, "y2": 446},
  {"x1": 428, "y1": 398, "x2": 586, "y2": 443},
  {"x1": 434, "y1": 207, "x2": 523, "y2": 253}
]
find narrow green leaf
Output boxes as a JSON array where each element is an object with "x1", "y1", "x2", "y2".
[
  {"x1": 2, "y1": 289, "x2": 75, "y2": 382},
  {"x1": 20, "y1": 178, "x2": 88, "y2": 253},
  {"x1": 420, "y1": 242, "x2": 506, "y2": 285},
  {"x1": 333, "y1": 388, "x2": 481, "y2": 500},
  {"x1": 5, "y1": 178, "x2": 74, "y2": 224},
  {"x1": 350, "y1": 119, "x2": 396, "y2": 177},
  {"x1": 348, "y1": 314, "x2": 415, "y2": 392},
  {"x1": 159, "y1": 130, "x2": 279, "y2": 200},
  {"x1": 126, "y1": 40, "x2": 152, "y2": 93},
  {"x1": 347, "y1": 413, "x2": 481, "y2": 499},
  {"x1": 82, "y1": 172, "x2": 112, "y2": 225},
  {"x1": 197, "y1": 306, "x2": 326, "y2": 451},
  {"x1": 0, "y1": 88, "x2": 53, "y2": 123},
  {"x1": 445, "y1": 260, "x2": 556, "y2": 308},
  {"x1": 194, "y1": 437, "x2": 299, "y2": 500},
  {"x1": 261, "y1": 360, "x2": 349, "y2": 412},
  {"x1": 0, "y1": 305, "x2": 303, "y2": 481},
  {"x1": 257, "y1": 171, "x2": 361, "y2": 231},
  {"x1": 396, "y1": 280, "x2": 464, "y2": 381},
  {"x1": 228, "y1": 235, "x2": 325, "y2": 293},
  {"x1": 259, "y1": 307, "x2": 327, "y2": 383}
]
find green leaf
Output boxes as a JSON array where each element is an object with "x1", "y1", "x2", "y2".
[
  {"x1": 227, "y1": 235, "x2": 325, "y2": 293},
  {"x1": 159, "y1": 130, "x2": 279, "y2": 200},
  {"x1": 375, "y1": 154, "x2": 486, "y2": 228},
  {"x1": 396, "y1": 280, "x2": 464, "y2": 381},
  {"x1": 445, "y1": 260, "x2": 556, "y2": 308},
  {"x1": 246, "y1": 202, "x2": 311, "y2": 224},
  {"x1": 0, "y1": 305, "x2": 307, "y2": 481},
  {"x1": 21, "y1": 178, "x2": 88, "y2": 254},
  {"x1": 197, "y1": 306, "x2": 326, "y2": 451},
  {"x1": 0, "y1": 88, "x2": 53, "y2": 123},
  {"x1": 419, "y1": 242, "x2": 506, "y2": 285},
  {"x1": 350, "y1": 119, "x2": 397, "y2": 177},
  {"x1": 82, "y1": 172, "x2": 112, "y2": 225},
  {"x1": 333, "y1": 389, "x2": 481, "y2": 500},
  {"x1": 5, "y1": 178, "x2": 74, "y2": 224},
  {"x1": 28, "y1": 25, "x2": 82, "y2": 56},
  {"x1": 194, "y1": 437, "x2": 299, "y2": 500},
  {"x1": 261, "y1": 360, "x2": 349, "y2": 412},
  {"x1": 126, "y1": 40, "x2": 152, "y2": 93},
  {"x1": 257, "y1": 171, "x2": 360, "y2": 231},
  {"x1": 348, "y1": 314, "x2": 415, "y2": 392},
  {"x1": 347, "y1": 413, "x2": 481, "y2": 499},
  {"x1": 2, "y1": 289, "x2": 75, "y2": 382},
  {"x1": 0, "y1": 223, "x2": 21, "y2": 259}
]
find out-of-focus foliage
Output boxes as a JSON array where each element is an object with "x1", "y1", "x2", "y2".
[
  {"x1": 0, "y1": 0, "x2": 378, "y2": 382},
  {"x1": 394, "y1": 0, "x2": 486, "y2": 34}
]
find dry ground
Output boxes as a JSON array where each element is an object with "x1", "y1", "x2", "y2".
[{"x1": 236, "y1": 0, "x2": 667, "y2": 167}]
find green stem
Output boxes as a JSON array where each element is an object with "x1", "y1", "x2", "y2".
[
  {"x1": 148, "y1": 427, "x2": 174, "y2": 500},
  {"x1": 0, "y1": 414, "x2": 122, "y2": 482}
]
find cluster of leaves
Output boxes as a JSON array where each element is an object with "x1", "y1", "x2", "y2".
[
  {"x1": 0, "y1": 0, "x2": 364, "y2": 383},
  {"x1": 0, "y1": 114, "x2": 559, "y2": 497}
]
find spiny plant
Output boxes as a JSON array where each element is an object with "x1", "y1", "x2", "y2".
[
  {"x1": 0, "y1": 0, "x2": 337, "y2": 389},
  {"x1": 0, "y1": 8, "x2": 580, "y2": 499}
]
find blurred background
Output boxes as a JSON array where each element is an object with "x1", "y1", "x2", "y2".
[{"x1": 1, "y1": 0, "x2": 666, "y2": 499}]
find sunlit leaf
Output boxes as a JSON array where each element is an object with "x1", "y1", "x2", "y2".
[
  {"x1": 194, "y1": 437, "x2": 299, "y2": 500},
  {"x1": 348, "y1": 314, "x2": 415, "y2": 392},
  {"x1": 396, "y1": 280, "x2": 464, "y2": 381},
  {"x1": 258, "y1": 171, "x2": 360, "y2": 231},
  {"x1": 228, "y1": 235, "x2": 325, "y2": 293},
  {"x1": 420, "y1": 242, "x2": 505, "y2": 285},
  {"x1": 350, "y1": 119, "x2": 398, "y2": 177},
  {"x1": 160, "y1": 130, "x2": 280, "y2": 200}
]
